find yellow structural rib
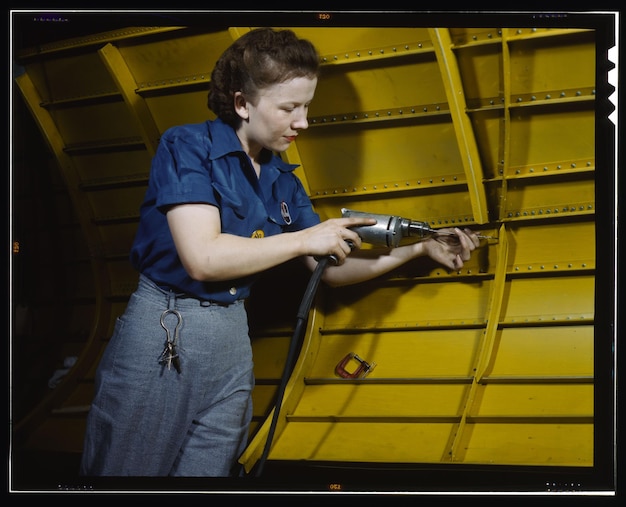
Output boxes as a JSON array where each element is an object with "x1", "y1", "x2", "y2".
[
  {"x1": 447, "y1": 224, "x2": 508, "y2": 461},
  {"x1": 98, "y1": 43, "x2": 161, "y2": 156},
  {"x1": 429, "y1": 28, "x2": 489, "y2": 224}
]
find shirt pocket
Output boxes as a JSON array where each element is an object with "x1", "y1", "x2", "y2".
[
  {"x1": 212, "y1": 181, "x2": 247, "y2": 219},
  {"x1": 212, "y1": 181, "x2": 268, "y2": 237}
]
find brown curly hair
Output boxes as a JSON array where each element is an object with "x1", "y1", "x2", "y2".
[{"x1": 207, "y1": 28, "x2": 320, "y2": 128}]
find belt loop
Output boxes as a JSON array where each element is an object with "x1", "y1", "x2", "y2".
[{"x1": 167, "y1": 290, "x2": 176, "y2": 310}]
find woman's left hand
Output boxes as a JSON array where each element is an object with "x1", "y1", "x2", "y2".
[{"x1": 423, "y1": 227, "x2": 480, "y2": 270}]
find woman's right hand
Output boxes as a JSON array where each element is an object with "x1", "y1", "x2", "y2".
[{"x1": 299, "y1": 217, "x2": 376, "y2": 264}]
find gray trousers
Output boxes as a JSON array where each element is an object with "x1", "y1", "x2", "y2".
[{"x1": 80, "y1": 274, "x2": 254, "y2": 477}]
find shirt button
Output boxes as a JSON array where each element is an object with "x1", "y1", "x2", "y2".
[{"x1": 229, "y1": 287, "x2": 237, "y2": 296}]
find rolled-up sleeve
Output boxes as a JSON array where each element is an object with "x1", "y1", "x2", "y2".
[{"x1": 153, "y1": 126, "x2": 218, "y2": 211}]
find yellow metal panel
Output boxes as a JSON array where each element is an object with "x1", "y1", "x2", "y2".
[
  {"x1": 487, "y1": 327, "x2": 594, "y2": 377},
  {"x1": 297, "y1": 121, "x2": 463, "y2": 195},
  {"x1": 49, "y1": 102, "x2": 141, "y2": 146},
  {"x1": 455, "y1": 43, "x2": 502, "y2": 102},
  {"x1": 270, "y1": 421, "x2": 457, "y2": 463},
  {"x1": 312, "y1": 57, "x2": 445, "y2": 117},
  {"x1": 116, "y1": 29, "x2": 232, "y2": 86},
  {"x1": 324, "y1": 280, "x2": 492, "y2": 330},
  {"x1": 250, "y1": 336, "x2": 291, "y2": 378},
  {"x1": 311, "y1": 330, "x2": 482, "y2": 378},
  {"x1": 458, "y1": 423, "x2": 593, "y2": 466},
  {"x1": 473, "y1": 384, "x2": 593, "y2": 416},
  {"x1": 508, "y1": 31, "x2": 595, "y2": 95},
  {"x1": 250, "y1": 385, "x2": 279, "y2": 415},
  {"x1": 506, "y1": 221, "x2": 595, "y2": 268},
  {"x1": 508, "y1": 108, "x2": 595, "y2": 168},
  {"x1": 144, "y1": 91, "x2": 216, "y2": 133},
  {"x1": 72, "y1": 151, "x2": 151, "y2": 183},
  {"x1": 292, "y1": 384, "x2": 470, "y2": 417},
  {"x1": 501, "y1": 277, "x2": 595, "y2": 322}
]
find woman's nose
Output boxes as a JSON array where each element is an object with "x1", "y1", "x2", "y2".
[{"x1": 292, "y1": 110, "x2": 309, "y2": 130}]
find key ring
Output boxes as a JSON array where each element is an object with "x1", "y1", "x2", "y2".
[
  {"x1": 159, "y1": 309, "x2": 183, "y2": 373},
  {"x1": 160, "y1": 309, "x2": 183, "y2": 335}
]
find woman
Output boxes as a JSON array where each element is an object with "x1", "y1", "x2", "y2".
[{"x1": 80, "y1": 27, "x2": 479, "y2": 477}]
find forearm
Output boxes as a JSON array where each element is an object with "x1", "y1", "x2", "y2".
[
  {"x1": 183, "y1": 231, "x2": 305, "y2": 282},
  {"x1": 319, "y1": 242, "x2": 428, "y2": 287}
]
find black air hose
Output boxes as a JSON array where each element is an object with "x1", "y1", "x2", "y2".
[{"x1": 253, "y1": 256, "x2": 331, "y2": 477}]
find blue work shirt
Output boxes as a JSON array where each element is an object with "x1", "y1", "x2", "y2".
[{"x1": 130, "y1": 118, "x2": 321, "y2": 304}]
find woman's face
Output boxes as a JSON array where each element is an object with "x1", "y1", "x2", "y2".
[{"x1": 235, "y1": 76, "x2": 317, "y2": 155}]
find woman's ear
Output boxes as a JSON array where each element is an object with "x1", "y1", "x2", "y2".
[{"x1": 234, "y1": 92, "x2": 249, "y2": 120}]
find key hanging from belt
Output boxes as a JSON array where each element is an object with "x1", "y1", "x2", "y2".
[{"x1": 159, "y1": 309, "x2": 182, "y2": 373}]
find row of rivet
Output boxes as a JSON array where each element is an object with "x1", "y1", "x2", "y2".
[
  {"x1": 452, "y1": 27, "x2": 576, "y2": 45},
  {"x1": 513, "y1": 262, "x2": 591, "y2": 271},
  {"x1": 308, "y1": 86, "x2": 591, "y2": 127},
  {"x1": 504, "y1": 315, "x2": 592, "y2": 323},
  {"x1": 320, "y1": 41, "x2": 432, "y2": 63},
  {"x1": 452, "y1": 29, "x2": 503, "y2": 45},
  {"x1": 313, "y1": 174, "x2": 465, "y2": 196},
  {"x1": 408, "y1": 261, "x2": 593, "y2": 277},
  {"x1": 22, "y1": 26, "x2": 169, "y2": 54},
  {"x1": 310, "y1": 104, "x2": 447, "y2": 125},
  {"x1": 512, "y1": 89, "x2": 596, "y2": 103},
  {"x1": 504, "y1": 161, "x2": 594, "y2": 176},
  {"x1": 137, "y1": 73, "x2": 210, "y2": 90},
  {"x1": 506, "y1": 205, "x2": 594, "y2": 218},
  {"x1": 472, "y1": 89, "x2": 595, "y2": 107}
]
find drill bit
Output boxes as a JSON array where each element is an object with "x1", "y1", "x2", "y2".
[{"x1": 433, "y1": 230, "x2": 497, "y2": 240}]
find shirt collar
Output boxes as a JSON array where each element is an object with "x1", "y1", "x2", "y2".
[{"x1": 207, "y1": 118, "x2": 299, "y2": 174}]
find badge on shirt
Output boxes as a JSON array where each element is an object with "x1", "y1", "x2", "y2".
[
  {"x1": 280, "y1": 201, "x2": 292, "y2": 225},
  {"x1": 251, "y1": 230, "x2": 265, "y2": 239}
]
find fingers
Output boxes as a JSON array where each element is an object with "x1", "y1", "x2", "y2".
[
  {"x1": 309, "y1": 219, "x2": 367, "y2": 264},
  {"x1": 431, "y1": 227, "x2": 480, "y2": 270},
  {"x1": 462, "y1": 227, "x2": 480, "y2": 248},
  {"x1": 340, "y1": 216, "x2": 378, "y2": 229},
  {"x1": 453, "y1": 254, "x2": 463, "y2": 270},
  {"x1": 453, "y1": 227, "x2": 479, "y2": 261}
]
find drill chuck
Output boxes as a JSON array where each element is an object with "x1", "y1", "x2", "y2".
[{"x1": 341, "y1": 208, "x2": 436, "y2": 247}]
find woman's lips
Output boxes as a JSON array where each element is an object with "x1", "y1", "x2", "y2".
[{"x1": 285, "y1": 135, "x2": 297, "y2": 142}]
